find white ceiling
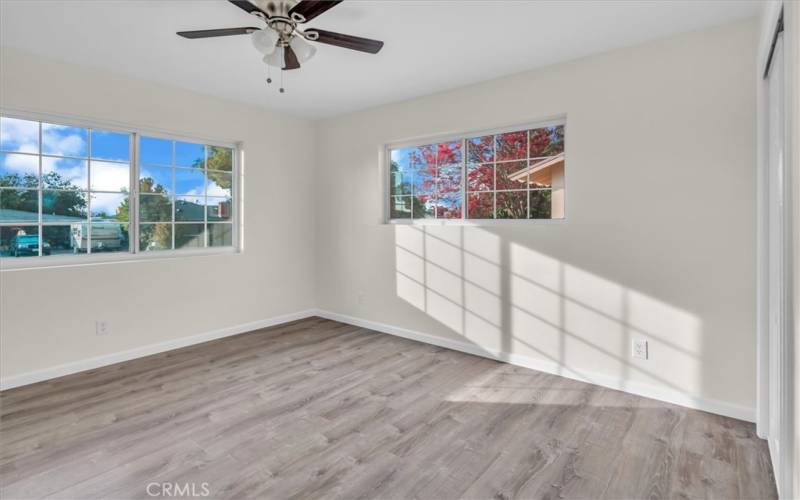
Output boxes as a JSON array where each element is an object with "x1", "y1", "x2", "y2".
[{"x1": 0, "y1": 0, "x2": 760, "y2": 119}]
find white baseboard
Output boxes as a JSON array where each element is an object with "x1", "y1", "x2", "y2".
[
  {"x1": 1, "y1": 307, "x2": 756, "y2": 423},
  {"x1": 0, "y1": 309, "x2": 317, "y2": 391},
  {"x1": 314, "y1": 309, "x2": 756, "y2": 423}
]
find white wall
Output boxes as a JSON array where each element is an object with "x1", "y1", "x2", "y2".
[
  {"x1": 0, "y1": 47, "x2": 317, "y2": 381},
  {"x1": 314, "y1": 19, "x2": 758, "y2": 418}
]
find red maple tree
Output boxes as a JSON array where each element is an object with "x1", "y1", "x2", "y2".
[{"x1": 392, "y1": 125, "x2": 563, "y2": 219}]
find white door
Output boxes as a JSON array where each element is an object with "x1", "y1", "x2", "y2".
[{"x1": 766, "y1": 32, "x2": 790, "y2": 497}]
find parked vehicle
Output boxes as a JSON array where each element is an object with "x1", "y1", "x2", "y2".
[
  {"x1": 9, "y1": 233, "x2": 51, "y2": 257},
  {"x1": 71, "y1": 223, "x2": 125, "y2": 252}
]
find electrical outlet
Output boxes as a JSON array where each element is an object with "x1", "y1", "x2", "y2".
[
  {"x1": 632, "y1": 339, "x2": 648, "y2": 360},
  {"x1": 357, "y1": 292, "x2": 366, "y2": 306},
  {"x1": 96, "y1": 320, "x2": 110, "y2": 336}
]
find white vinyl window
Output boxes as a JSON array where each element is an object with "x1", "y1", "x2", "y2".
[
  {"x1": 0, "y1": 113, "x2": 238, "y2": 267},
  {"x1": 387, "y1": 120, "x2": 565, "y2": 222},
  {"x1": 138, "y1": 136, "x2": 234, "y2": 251}
]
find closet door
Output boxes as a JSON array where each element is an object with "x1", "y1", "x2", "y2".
[{"x1": 766, "y1": 31, "x2": 790, "y2": 496}]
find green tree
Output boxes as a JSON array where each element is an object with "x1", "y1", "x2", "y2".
[
  {"x1": 0, "y1": 171, "x2": 87, "y2": 219},
  {"x1": 135, "y1": 177, "x2": 173, "y2": 250},
  {"x1": 206, "y1": 146, "x2": 232, "y2": 172},
  {"x1": 193, "y1": 146, "x2": 232, "y2": 193},
  {"x1": 0, "y1": 172, "x2": 38, "y2": 189}
]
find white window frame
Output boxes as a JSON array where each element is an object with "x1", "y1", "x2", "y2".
[
  {"x1": 383, "y1": 116, "x2": 568, "y2": 225},
  {"x1": 0, "y1": 109, "x2": 241, "y2": 271}
]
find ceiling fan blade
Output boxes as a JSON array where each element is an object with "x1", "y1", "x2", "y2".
[
  {"x1": 284, "y1": 46, "x2": 301, "y2": 70},
  {"x1": 177, "y1": 27, "x2": 259, "y2": 39},
  {"x1": 288, "y1": 0, "x2": 342, "y2": 22},
  {"x1": 228, "y1": 0, "x2": 270, "y2": 18},
  {"x1": 305, "y1": 29, "x2": 384, "y2": 54}
]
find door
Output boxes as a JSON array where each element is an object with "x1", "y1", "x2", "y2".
[{"x1": 766, "y1": 31, "x2": 791, "y2": 497}]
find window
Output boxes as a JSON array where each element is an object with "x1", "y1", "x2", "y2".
[
  {"x1": 138, "y1": 136, "x2": 233, "y2": 251},
  {"x1": 0, "y1": 114, "x2": 237, "y2": 263},
  {"x1": 388, "y1": 121, "x2": 565, "y2": 221}
]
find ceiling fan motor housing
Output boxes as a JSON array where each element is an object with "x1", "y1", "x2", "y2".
[
  {"x1": 250, "y1": 0, "x2": 304, "y2": 46},
  {"x1": 249, "y1": 0, "x2": 300, "y2": 20}
]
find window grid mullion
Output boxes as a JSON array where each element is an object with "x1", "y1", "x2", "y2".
[
  {"x1": 434, "y1": 145, "x2": 438, "y2": 220},
  {"x1": 492, "y1": 134, "x2": 497, "y2": 219},
  {"x1": 461, "y1": 138, "x2": 466, "y2": 220},
  {"x1": 131, "y1": 133, "x2": 139, "y2": 254},
  {"x1": 527, "y1": 129, "x2": 531, "y2": 219},
  {"x1": 86, "y1": 127, "x2": 92, "y2": 255},
  {"x1": 37, "y1": 121, "x2": 42, "y2": 256},
  {"x1": 204, "y1": 145, "x2": 209, "y2": 247},
  {"x1": 410, "y1": 157, "x2": 415, "y2": 222},
  {"x1": 171, "y1": 140, "x2": 176, "y2": 251}
]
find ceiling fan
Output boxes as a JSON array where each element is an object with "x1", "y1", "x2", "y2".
[{"x1": 177, "y1": 0, "x2": 384, "y2": 75}]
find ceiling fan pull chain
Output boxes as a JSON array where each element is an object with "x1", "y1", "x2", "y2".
[
  {"x1": 266, "y1": 65, "x2": 272, "y2": 84},
  {"x1": 279, "y1": 69, "x2": 285, "y2": 93}
]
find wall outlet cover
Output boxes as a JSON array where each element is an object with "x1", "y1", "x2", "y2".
[
  {"x1": 96, "y1": 321, "x2": 110, "y2": 336},
  {"x1": 632, "y1": 339, "x2": 648, "y2": 360}
]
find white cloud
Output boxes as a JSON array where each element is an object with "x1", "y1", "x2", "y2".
[
  {"x1": 90, "y1": 192, "x2": 127, "y2": 217},
  {"x1": 0, "y1": 117, "x2": 38, "y2": 152},
  {"x1": 3, "y1": 154, "x2": 131, "y2": 195},
  {"x1": 2, "y1": 119, "x2": 92, "y2": 186},
  {"x1": 41, "y1": 157, "x2": 88, "y2": 188},
  {"x1": 207, "y1": 180, "x2": 230, "y2": 198},
  {"x1": 90, "y1": 161, "x2": 129, "y2": 192},
  {"x1": 182, "y1": 178, "x2": 231, "y2": 198},
  {"x1": 42, "y1": 128, "x2": 86, "y2": 157},
  {"x1": 3, "y1": 152, "x2": 39, "y2": 175}
]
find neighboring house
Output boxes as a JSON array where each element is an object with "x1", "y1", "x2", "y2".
[
  {"x1": 175, "y1": 198, "x2": 230, "y2": 222},
  {"x1": 508, "y1": 152, "x2": 565, "y2": 218},
  {"x1": 0, "y1": 208, "x2": 85, "y2": 224}
]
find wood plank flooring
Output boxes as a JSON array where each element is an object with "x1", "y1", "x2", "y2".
[{"x1": 0, "y1": 317, "x2": 776, "y2": 499}]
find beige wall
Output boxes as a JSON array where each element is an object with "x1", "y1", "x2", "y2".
[
  {"x1": 314, "y1": 20, "x2": 758, "y2": 417},
  {"x1": 0, "y1": 19, "x2": 761, "y2": 421},
  {"x1": 0, "y1": 47, "x2": 317, "y2": 379}
]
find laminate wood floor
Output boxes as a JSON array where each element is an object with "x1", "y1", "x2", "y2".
[{"x1": 0, "y1": 317, "x2": 776, "y2": 500}]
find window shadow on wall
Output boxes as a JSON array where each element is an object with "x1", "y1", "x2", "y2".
[{"x1": 393, "y1": 224, "x2": 703, "y2": 401}]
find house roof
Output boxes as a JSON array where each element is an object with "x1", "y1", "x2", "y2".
[
  {"x1": 0, "y1": 209, "x2": 85, "y2": 224},
  {"x1": 508, "y1": 153, "x2": 565, "y2": 183}
]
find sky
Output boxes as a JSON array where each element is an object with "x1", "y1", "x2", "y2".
[
  {"x1": 390, "y1": 127, "x2": 563, "y2": 170},
  {"x1": 0, "y1": 117, "x2": 231, "y2": 216}
]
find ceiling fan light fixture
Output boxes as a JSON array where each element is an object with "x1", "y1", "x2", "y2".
[
  {"x1": 290, "y1": 36, "x2": 316, "y2": 64},
  {"x1": 179, "y1": 1, "x2": 385, "y2": 79},
  {"x1": 264, "y1": 46, "x2": 285, "y2": 68},
  {"x1": 251, "y1": 28, "x2": 278, "y2": 55}
]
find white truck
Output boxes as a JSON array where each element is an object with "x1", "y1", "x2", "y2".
[{"x1": 71, "y1": 223, "x2": 125, "y2": 253}]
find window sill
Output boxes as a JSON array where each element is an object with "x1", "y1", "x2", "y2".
[
  {"x1": 384, "y1": 218, "x2": 567, "y2": 226},
  {"x1": 0, "y1": 247, "x2": 240, "y2": 272}
]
